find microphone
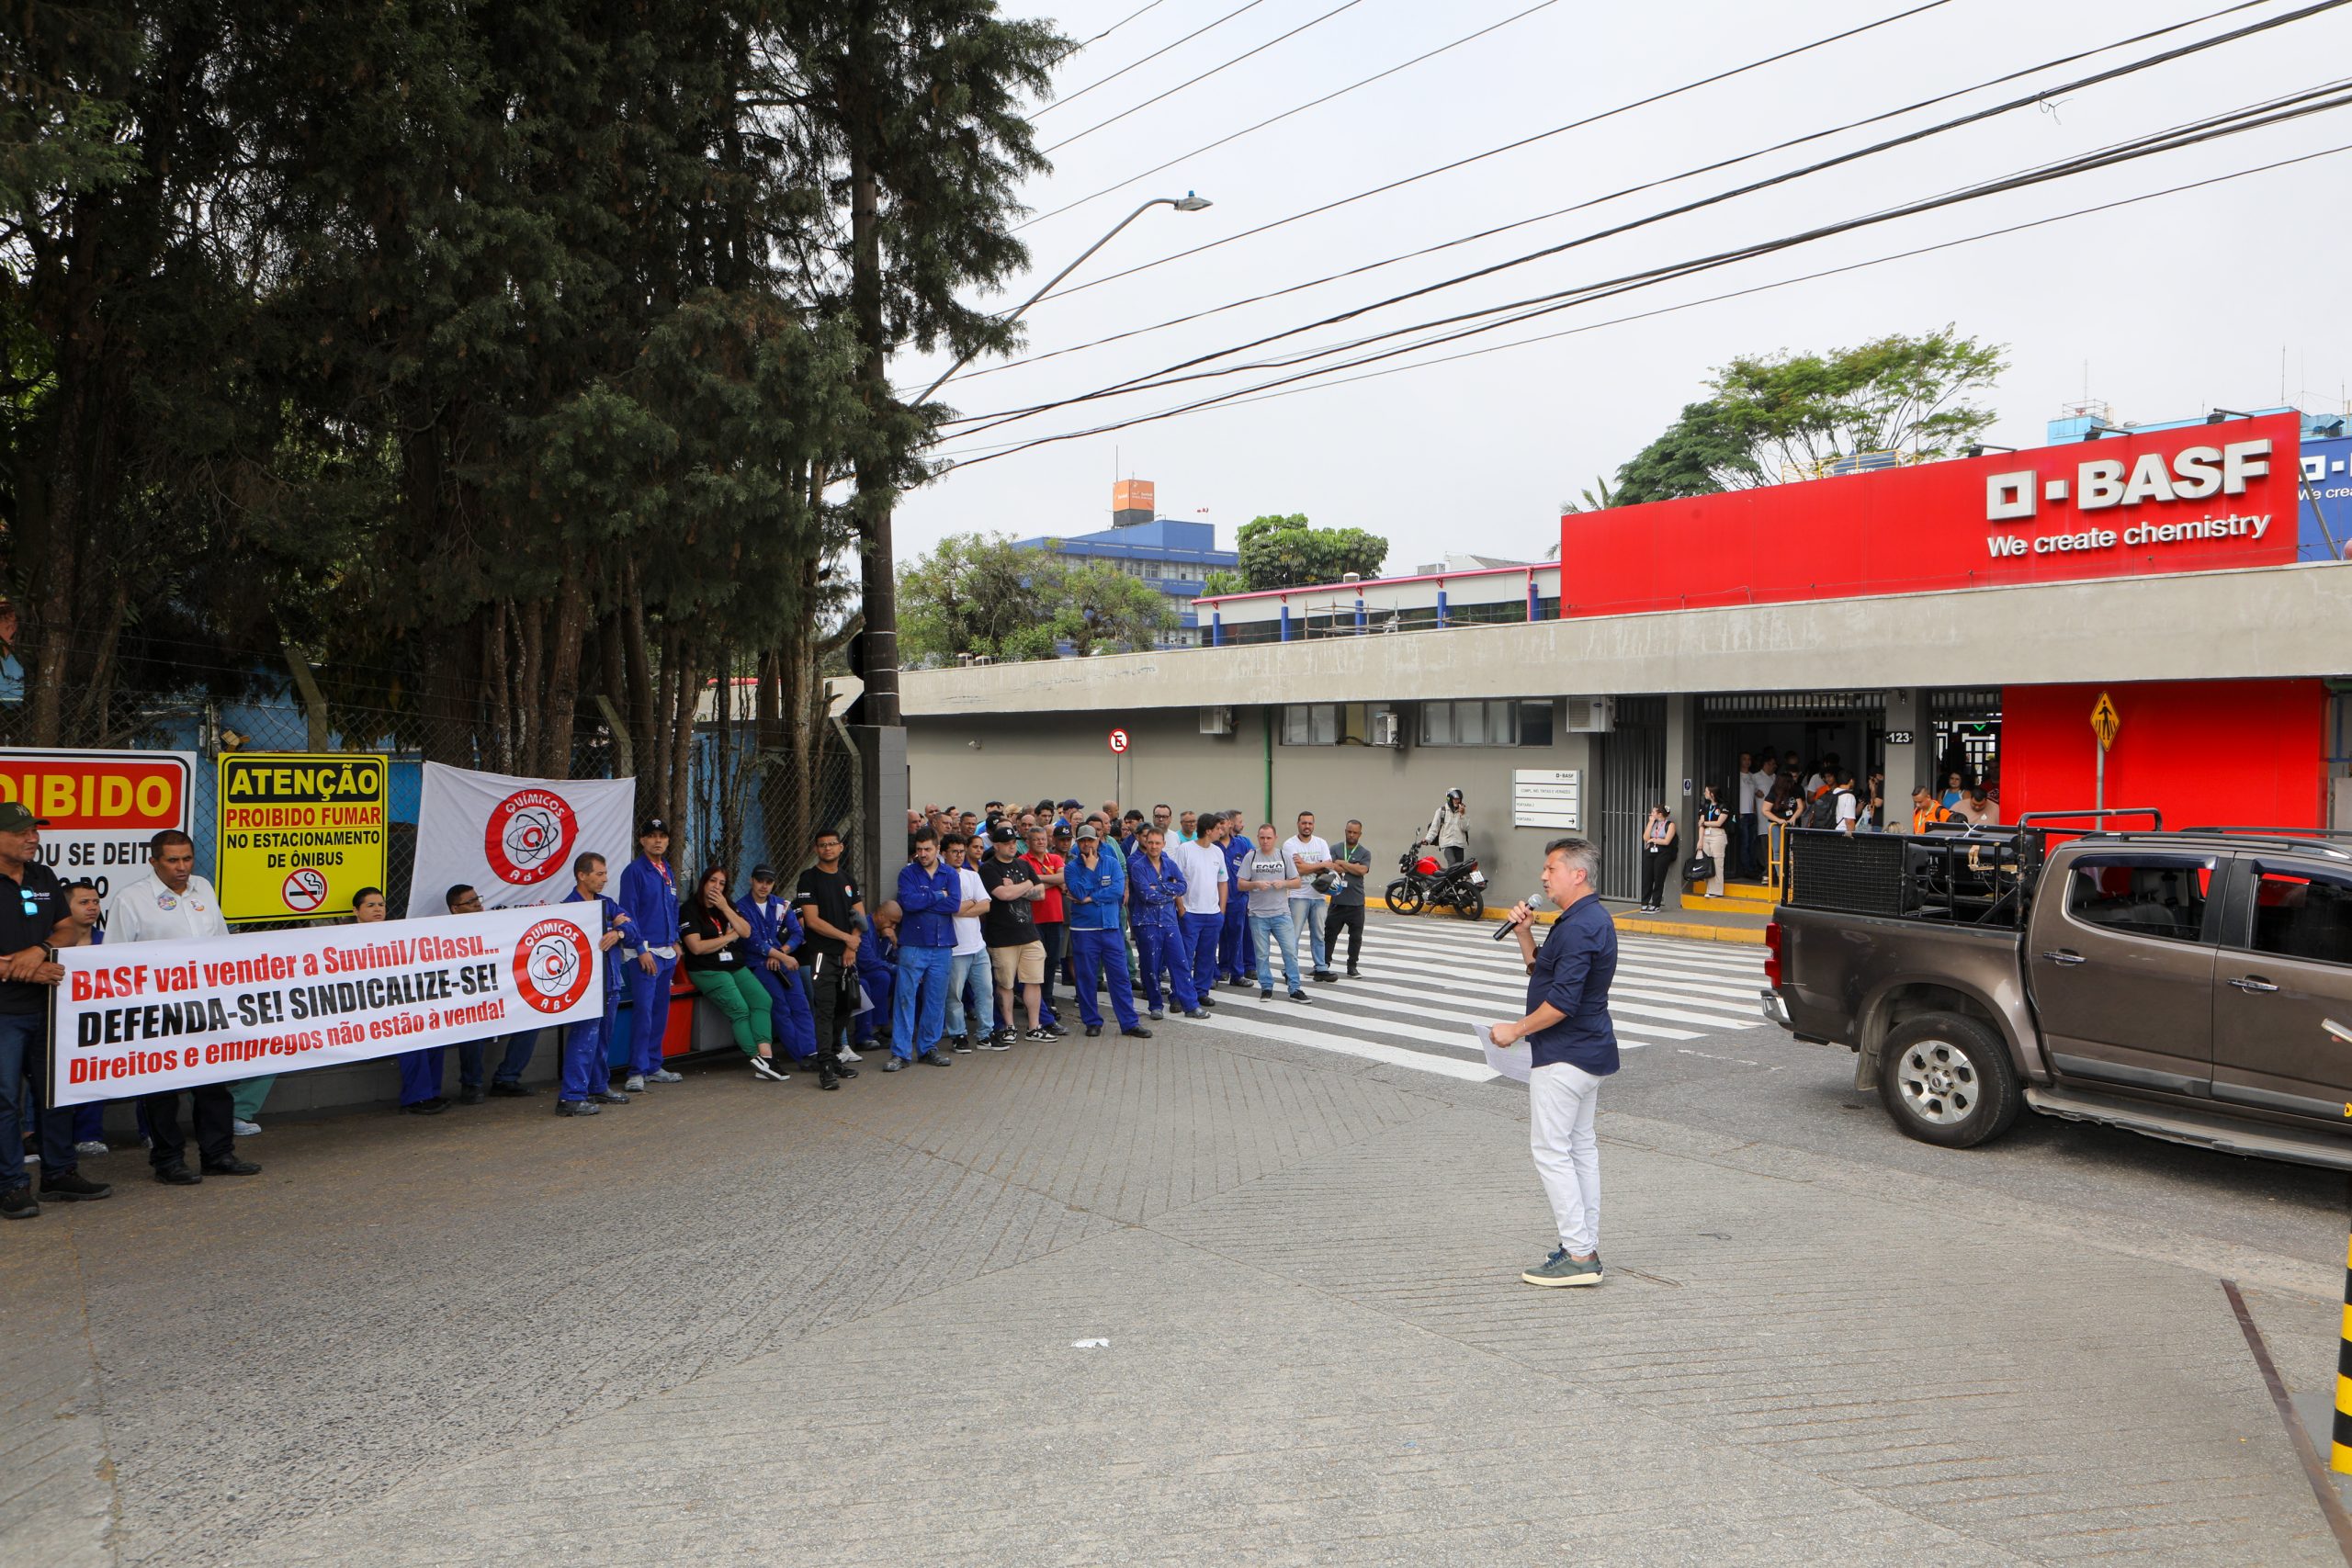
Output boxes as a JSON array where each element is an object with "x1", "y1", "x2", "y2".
[{"x1": 1492, "y1": 895, "x2": 1543, "y2": 941}]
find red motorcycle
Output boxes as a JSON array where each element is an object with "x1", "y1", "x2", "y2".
[{"x1": 1383, "y1": 843, "x2": 1487, "y2": 919}]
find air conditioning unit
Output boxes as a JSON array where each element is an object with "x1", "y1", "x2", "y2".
[
  {"x1": 1368, "y1": 709, "x2": 1404, "y2": 748},
  {"x1": 1198, "y1": 705, "x2": 1234, "y2": 736},
  {"x1": 1563, "y1": 696, "x2": 1613, "y2": 734}
]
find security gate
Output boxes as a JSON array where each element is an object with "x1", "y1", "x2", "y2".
[{"x1": 1590, "y1": 696, "x2": 1665, "y2": 902}]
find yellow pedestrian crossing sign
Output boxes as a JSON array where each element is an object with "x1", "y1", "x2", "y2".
[{"x1": 2089, "y1": 692, "x2": 2121, "y2": 752}]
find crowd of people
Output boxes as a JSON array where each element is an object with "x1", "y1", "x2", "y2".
[
  {"x1": 1634, "y1": 750, "x2": 2005, "y2": 909},
  {"x1": 0, "y1": 795, "x2": 1405, "y2": 1219}
]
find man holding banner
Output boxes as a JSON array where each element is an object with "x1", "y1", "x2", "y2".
[
  {"x1": 617, "y1": 818, "x2": 684, "y2": 1094},
  {"x1": 560, "y1": 852, "x2": 638, "y2": 1115},
  {"x1": 107, "y1": 829, "x2": 260, "y2": 1182},
  {"x1": 0, "y1": 803, "x2": 111, "y2": 1219}
]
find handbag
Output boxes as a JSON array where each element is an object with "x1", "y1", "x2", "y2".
[{"x1": 1682, "y1": 853, "x2": 1716, "y2": 884}]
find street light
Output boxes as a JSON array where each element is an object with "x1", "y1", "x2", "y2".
[
  {"x1": 913, "y1": 192, "x2": 1214, "y2": 406},
  {"x1": 2209, "y1": 407, "x2": 2254, "y2": 423}
]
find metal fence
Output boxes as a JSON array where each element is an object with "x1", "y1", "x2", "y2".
[{"x1": 2, "y1": 679, "x2": 861, "y2": 923}]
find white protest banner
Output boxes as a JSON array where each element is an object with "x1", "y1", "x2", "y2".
[
  {"x1": 407, "y1": 762, "x2": 636, "y2": 911},
  {"x1": 50, "y1": 902, "x2": 605, "y2": 1106}
]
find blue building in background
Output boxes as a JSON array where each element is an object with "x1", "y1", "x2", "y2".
[
  {"x1": 2045, "y1": 402, "x2": 2350, "y2": 562},
  {"x1": 1009, "y1": 479, "x2": 1238, "y2": 648}
]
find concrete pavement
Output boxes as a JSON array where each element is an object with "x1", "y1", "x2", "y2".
[{"x1": 5, "y1": 925, "x2": 2342, "y2": 1566}]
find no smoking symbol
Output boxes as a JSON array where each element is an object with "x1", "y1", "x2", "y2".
[{"x1": 282, "y1": 867, "x2": 328, "y2": 913}]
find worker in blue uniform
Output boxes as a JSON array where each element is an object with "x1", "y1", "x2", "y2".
[
  {"x1": 1126, "y1": 825, "x2": 1204, "y2": 1021},
  {"x1": 559, "y1": 852, "x2": 639, "y2": 1115},
  {"x1": 1217, "y1": 812, "x2": 1257, "y2": 987},
  {"x1": 1063, "y1": 824, "x2": 1148, "y2": 1039},
  {"x1": 852, "y1": 902, "x2": 898, "y2": 1054},
  {"x1": 616, "y1": 817, "x2": 684, "y2": 1093},
  {"x1": 737, "y1": 863, "x2": 820, "y2": 1066}
]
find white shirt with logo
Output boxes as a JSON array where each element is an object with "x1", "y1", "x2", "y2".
[
  {"x1": 1280, "y1": 835, "x2": 1330, "y2": 902},
  {"x1": 106, "y1": 872, "x2": 232, "y2": 943}
]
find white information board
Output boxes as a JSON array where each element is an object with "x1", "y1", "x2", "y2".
[{"x1": 1512, "y1": 768, "x2": 1582, "y2": 829}]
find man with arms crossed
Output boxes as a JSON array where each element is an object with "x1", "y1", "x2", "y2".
[{"x1": 1492, "y1": 838, "x2": 1620, "y2": 1288}]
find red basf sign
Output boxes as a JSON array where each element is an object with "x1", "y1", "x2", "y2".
[{"x1": 1558, "y1": 413, "x2": 2301, "y2": 617}]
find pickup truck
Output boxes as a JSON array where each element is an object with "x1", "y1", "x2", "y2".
[{"x1": 1762, "y1": 813, "x2": 2352, "y2": 1171}]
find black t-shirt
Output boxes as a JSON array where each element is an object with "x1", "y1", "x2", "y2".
[
  {"x1": 0, "y1": 860, "x2": 64, "y2": 1016},
  {"x1": 977, "y1": 853, "x2": 1039, "y2": 946},
  {"x1": 794, "y1": 864, "x2": 861, "y2": 958},
  {"x1": 681, "y1": 902, "x2": 740, "y2": 974}
]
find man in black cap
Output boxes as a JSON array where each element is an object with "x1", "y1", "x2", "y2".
[
  {"x1": 616, "y1": 818, "x2": 684, "y2": 1093},
  {"x1": 0, "y1": 803, "x2": 111, "y2": 1217}
]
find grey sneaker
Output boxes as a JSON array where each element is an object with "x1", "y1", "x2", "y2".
[
  {"x1": 622, "y1": 1074, "x2": 647, "y2": 1093},
  {"x1": 1521, "y1": 1247, "x2": 1604, "y2": 1288},
  {"x1": 648, "y1": 1068, "x2": 684, "y2": 1083},
  {"x1": 232, "y1": 1120, "x2": 262, "y2": 1137}
]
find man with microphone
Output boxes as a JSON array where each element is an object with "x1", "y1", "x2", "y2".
[{"x1": 1490, "y1": 837, "x2": 1619, "y2": 1289}]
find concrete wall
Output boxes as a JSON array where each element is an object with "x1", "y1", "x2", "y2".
[
  {"x1": 909, "y1": 705, "x2": 1593, "y2": 906},
  {"x1": 905, "y1": 560, "x2": 2352, "y2": 716}
]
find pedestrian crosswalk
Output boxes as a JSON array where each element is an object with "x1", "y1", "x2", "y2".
[{"x1": 1174, "y1": 912, "x2": 1768, "y2": 1083}]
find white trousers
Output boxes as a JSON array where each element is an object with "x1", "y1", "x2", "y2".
[{"x1": 1530, "y1": 1062, "x2": 1601, "y2": 1255}]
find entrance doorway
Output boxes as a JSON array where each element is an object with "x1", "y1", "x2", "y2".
[
  {"x1": 1590, "y1": 696, "x2": 1664, "y2": 902},
  {"x1": 1700, "y1": 691, "x2": 1890, "y2": 870}
]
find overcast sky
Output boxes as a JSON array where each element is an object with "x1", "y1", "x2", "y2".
[{"x1": 889, "y1": 0, "x2": 2352, "y2": 572}]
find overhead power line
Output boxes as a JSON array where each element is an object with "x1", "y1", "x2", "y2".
[
  {"x1": 934, "y1": 89, "x2": 2352, "y2": 467},
  {"x1": 1042, "y1": 0, "x2": 1374, "y2": 153},
  {"x1": 946, "y1": 0, "x2": 2352, "y2": 434},
  {"x1": 1040, "y1": 0, "x2": 1269, "y2": 115},
  {"x1": 959, "y1": 0, "x2": 2264, "y2": 387},
  {"x1": 1019, "y1": 0, "x2": 1566, "y2": 224},
  {"x1": 1054, "y1": 0, "x2": 1176, "y2": 64},
  {"x1": 932, "y1": 141, "x2": 2352, "y2": 458}
]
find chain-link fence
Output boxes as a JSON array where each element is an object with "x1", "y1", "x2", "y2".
[{"x1": 1, "y1": 675, "x2": 860, "y2": 923}]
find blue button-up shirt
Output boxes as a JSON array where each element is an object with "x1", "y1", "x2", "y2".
[
  {"x1": 563, "y1": 887, "x2": 636, "y2": 997},
  {"x1": 1125, "y1": 850, "x2": 1187, "y2": 930},
  {"x1": 1525, "y1": 895, "x2": 1620, "y2": 1076},
  {"x1": 617, "y1": 856, "x2": 681, "y2": 949},
  {"x1": 1221, "y1": 835, "x2": 1253, "y2": 911},
  {"x1": 894, "y1": 861, "x2": 961, "y2": 948},
  {"x1": 1062, "y1": 849, "x2": 1125, "y2": 931}
]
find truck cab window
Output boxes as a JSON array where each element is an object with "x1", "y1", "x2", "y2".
[
  {"x1": 2247, "y1": 867, "x2": 2352, "y2": 966},
  {"x1": 2062, "y1": 855, "x2": 2214, "y2": 944}
]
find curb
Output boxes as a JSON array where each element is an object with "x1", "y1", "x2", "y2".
[{"x1": 1611, "y1": 914, "x2": 1768, "y2": 946}]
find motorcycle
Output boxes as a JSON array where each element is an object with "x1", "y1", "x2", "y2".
[{"x1": 1383, "y1": 843, "x2": 1487, "y2": 919}]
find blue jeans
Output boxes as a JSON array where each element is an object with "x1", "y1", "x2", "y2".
[
  {"x1": 0, "y1": 1012, "x2": 74, "y2": 1190},
  {"x1": 1135, "y1": 921, "x2": 1198, "y2": 1014},
  {"x1": 1249, "y1": 910, "x2": 1301, "y2": 994},
  {"x1": 1183, "y1": 911, "x2": 1223, "y2": 999},
  {"x1": 561, "y1": 991, "x2": 619, "y2": 1102},
  {"x1": 890, "y1": 944, "x2": 952, "y2": 1060},
  {"x1": 1069, "y1": 927, "x2": 1138, "y2": 1031},
  {"x1": 946, "y1": 951, "x2": 995, "y2": 1038},
  {"x1": 1288, "y1": 896, "x2": 1328, "y2": 972},
  {"x1": 627, "y1": 953, "x2": 678, "y2": 1076}
]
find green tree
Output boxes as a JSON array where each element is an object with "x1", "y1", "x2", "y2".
[
  {"x1": 899, "y1": 532, "x2": 1048, "y2": 663},
  {"x1": 1612, "y1": 328, "x2": 2007, "y2": 504},
  {"x1": 1200, "y1": 568, "x2": 1245, "y2": 596},
  {"x1": 1044, "y1": 560, "x2": 1177, "y2": 657},
  {"x1": 1234, "y1": 513, "x2": 1388, "y2": 591}
]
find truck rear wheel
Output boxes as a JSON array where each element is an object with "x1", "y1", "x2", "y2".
[{"x1": 1877, "y1": 1012, "x2": 2021, "y2": 1149}]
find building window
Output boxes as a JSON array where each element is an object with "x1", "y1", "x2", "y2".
[
  {"x1": 1419, "y1": 699, "x2": 1553, "y2": 747},
  {"x1": 1281, "y1": 704, "x2": 1340, "y2": 745}
]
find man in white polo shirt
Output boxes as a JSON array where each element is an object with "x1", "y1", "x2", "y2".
[
  {"x1": 1280, "y1": 810, "x2": 1336, "y2": 983},
  {"x1": 1171, "y1": 810, "x2": 1229, "y2": 1010}
]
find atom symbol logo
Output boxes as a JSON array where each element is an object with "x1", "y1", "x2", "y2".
[
  {"x1": 512, "y1": 918, "x2": 594, "y2": 1013},
  {"x1": 484, "y1": 789, "x2": 578, "y2": 886}
]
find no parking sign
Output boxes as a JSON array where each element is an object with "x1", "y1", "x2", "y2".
[{"x1": 1108, "y1": 728, "x2": 1130, "y2": 754}]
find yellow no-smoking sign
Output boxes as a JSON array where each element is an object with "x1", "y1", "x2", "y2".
[{"x1": 216, "y1": 753, "x2": 390, "y2": 921}]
